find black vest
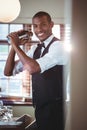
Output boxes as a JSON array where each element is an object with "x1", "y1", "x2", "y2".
[{"x1": 32, "y1": 37, "x2": 63, "y2": 107}]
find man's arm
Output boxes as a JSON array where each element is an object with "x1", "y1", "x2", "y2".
[
  {"x1": 5, "y1": 31, "x2": 41, "y2": 75},
  {"x1": 4, "y1": 47, "x2": 16, "y2": 76}
]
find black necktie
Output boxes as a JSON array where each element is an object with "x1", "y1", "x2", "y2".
[{"x1": 33, "y1": 43, "x2": 45, "y2": 59}]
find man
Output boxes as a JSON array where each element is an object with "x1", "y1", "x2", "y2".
[{"x1": 4, "y1": 11, "x2": 68, "y2": 130}]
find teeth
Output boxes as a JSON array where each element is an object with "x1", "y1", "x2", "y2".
[{"x1": 38, "y1": 33, "x2": 44, "y2": 36}]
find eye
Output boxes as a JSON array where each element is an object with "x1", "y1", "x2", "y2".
[
  {"x1": 42, "y1": 23, "x2": 47, "y2": 27},
  {"x1": 33, "y1": 24, "x2": 37, "y2": 29}
]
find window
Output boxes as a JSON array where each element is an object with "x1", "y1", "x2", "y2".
[
  {"x1": 0, "y1": 24, "x2": 32, "y2": 105},
  {"x1": 0, "y1": 24, "x2": 63, "y2": 105}
]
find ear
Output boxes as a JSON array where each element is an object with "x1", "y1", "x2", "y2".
[{"x1": 50, "y1": 21, "x2": 54, "y2": 28}]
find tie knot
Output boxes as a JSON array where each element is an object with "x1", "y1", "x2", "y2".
[{"x1": 38, "y1": 43, "x2": 45, "y2": 48}]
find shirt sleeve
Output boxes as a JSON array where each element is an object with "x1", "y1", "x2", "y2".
[
  {"x1": 36, "y1": 41, "x2": 69, "y2": 73},
  {"x1": 13, "y1": 61, "x2": 23, "y2": 75},
  {"x1": 13, "y1": 42, "x2": 69, "y2": 74},
  {"x1": 13, "y1": 45, "x2": 37, "y2": 75}
]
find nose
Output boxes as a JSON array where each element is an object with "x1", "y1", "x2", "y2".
[{"x1": 36, "y1": 25, "x2": 42, "y2": 32}]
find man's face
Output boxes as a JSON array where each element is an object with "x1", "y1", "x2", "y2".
[{"x1": 32, "y1": 16, "x2": 54, "y2": 42}]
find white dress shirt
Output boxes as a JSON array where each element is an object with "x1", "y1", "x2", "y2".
[{"x1": 13, "y1": 34, "x2": 69, "y2": 74}]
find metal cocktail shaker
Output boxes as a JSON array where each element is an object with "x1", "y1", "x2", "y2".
[{"x1": 7, "y1": 30, "x2": 33, "y2": 44}]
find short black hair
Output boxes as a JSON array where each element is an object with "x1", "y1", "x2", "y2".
[{"x1": 32, "y1": 11, "x2": 52, "y2": 23}]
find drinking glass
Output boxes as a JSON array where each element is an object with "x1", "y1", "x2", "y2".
[
  {"x1": 0, "y1": 100, "x2": 3, "y2": 108},
  {"x1": 0, "y1": 100, "x2": 3, "y2": 121}
]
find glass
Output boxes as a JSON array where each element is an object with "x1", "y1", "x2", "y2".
[
  {"x1": 0, "y1": 100, "x2": 3, "y2": 108},
  {"x1": 0, "y1": 100, "x2": 4, "y2": 121},
  {"x1": 2, "y1": 106, "x2": 13, "y2": 121},
  {"x1": 0, "y1": 101, "x2": 13, "y2": 121},
  {"x1": 0, "y1": 105, "x2": 13, "y2": 122}
]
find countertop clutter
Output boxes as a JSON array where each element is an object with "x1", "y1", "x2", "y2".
[{"x1": 0, "y1": 100, "x2": 35, "y2": 130}]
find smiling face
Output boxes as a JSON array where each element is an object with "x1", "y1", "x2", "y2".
[{"x1": 32, "y1": 15, "x2": 54, "y2": 42}]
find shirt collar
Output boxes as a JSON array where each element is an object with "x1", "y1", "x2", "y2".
[{"x1": 40, "y1": 34, "x2": 54, "y2": 48}]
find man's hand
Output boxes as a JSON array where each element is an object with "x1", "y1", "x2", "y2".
[
  {"x1": 7, "y1": 32, "x2": 20, "y2": 47},
  {"x1": 17, "y1": 29, "x2": 33, "y2": 45},
  {"x1": 7, "y1": 29, "x2": 31, "y2": 46}
]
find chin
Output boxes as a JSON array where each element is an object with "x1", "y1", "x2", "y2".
[{"x1": 38, "y1": 38, "x2": 45, "y2": 42}]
